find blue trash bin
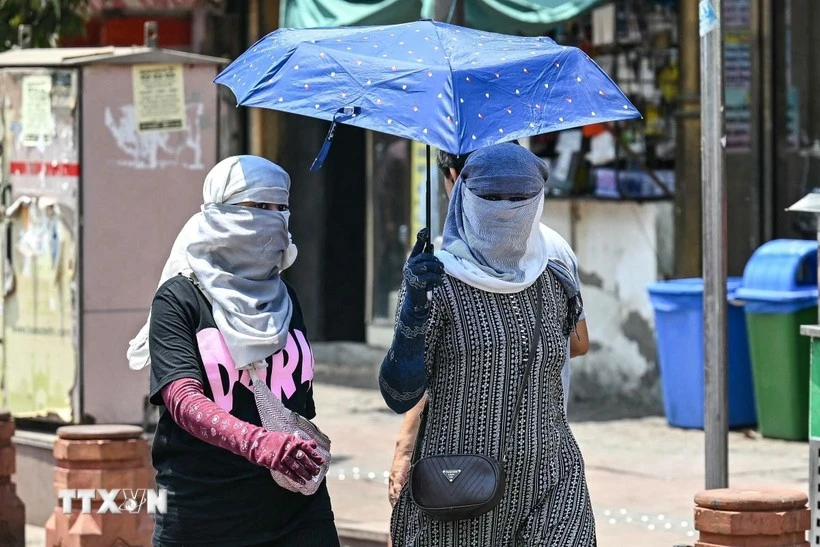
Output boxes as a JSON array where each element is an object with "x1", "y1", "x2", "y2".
[{"x1": 646, "y1": 277, "x2": 757, "y2": 429}]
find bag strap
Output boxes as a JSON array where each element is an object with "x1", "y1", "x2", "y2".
[
  {"x1": 411, "y1": 275, "x2": 545, "y2": 466},
  {"x1": 180, "y1": 269, "x2": 213, "y2": 304}
]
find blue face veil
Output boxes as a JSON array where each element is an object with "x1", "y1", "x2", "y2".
[
  {"x1": 439, "y1": 143, "x2": 550, "y2": 291},
  {"x1": 437, "y1": 143, "x2": 583, "y2": 333}
]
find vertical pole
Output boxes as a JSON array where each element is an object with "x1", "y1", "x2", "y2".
[
  {"x1": 426, "y1": 145, "x2": 432, "y2": 247},
  {"x1": 247, "y1": 0, "x2": 263, "y2": 157},
  {"x1": 674, "y1": 0, "x2": 702, "y2": 278},
  {"x1": 700, "y1": 0, "x2": 729, "y2": 489}
]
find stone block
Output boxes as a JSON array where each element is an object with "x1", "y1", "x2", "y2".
[
  {"x1": 53, "y1": 439, "x2": 149, "y2": 463},
  {"x1": 695, "y1": 507, "x2": 810, "y2": 535},
  {"x1": 46, "y1": 425, "x2": 153, "y2": 547},
  {"x1": 694, "y1": 488, "x2": 810, "y2": 547},
  {"x1": 0, "y1": 445, "x2": 15, "y2": 476},
  {"x1": 0, "y1": 412, "x2": 24, "y2": 547}
]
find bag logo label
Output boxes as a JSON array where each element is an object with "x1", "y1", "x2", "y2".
[{"x1": 442, "y1": 469, "x2": 462, "y2": 482}]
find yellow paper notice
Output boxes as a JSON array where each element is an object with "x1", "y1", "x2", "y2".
[{"x1": 132, "y1": 64, "x2": 186, "y2": 132}]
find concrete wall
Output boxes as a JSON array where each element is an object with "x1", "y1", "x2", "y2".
[
  {"x1": 13, "y1": 432, "x2": 57, "y2": 526},
  {"x1": 543, "y1": 198, "x2": 675, "y2": 408}
]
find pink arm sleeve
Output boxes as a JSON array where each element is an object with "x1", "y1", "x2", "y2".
[{"x1": 160, "y1": 377, "x2": 283, "y2": 471}]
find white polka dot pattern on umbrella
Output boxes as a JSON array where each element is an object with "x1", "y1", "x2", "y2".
[{"x1": 214, "y1": 19, "x2": 640, "y2": 155}]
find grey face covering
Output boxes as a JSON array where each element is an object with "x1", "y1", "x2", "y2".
[
  {"x1": 186, "y1": 156, "x2": 295, "y2": 369},
  {"x1": 441, "y1": 143, "x2": 549, "y2": 285},
  {"x1": 127, "y1": 155, "x2": 298, "y2": 371}
]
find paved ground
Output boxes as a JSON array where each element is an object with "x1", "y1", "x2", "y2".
[
  {"x1": 315, "y1": 383, "x2": 809, "y2": 547},
  {"x1": 25, "y1": 382, "x2": 810, "y2": 546}
]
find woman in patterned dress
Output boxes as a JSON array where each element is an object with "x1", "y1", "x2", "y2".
[{"x1": 379, "y1": 143, "x2": 597, "y2": 546}]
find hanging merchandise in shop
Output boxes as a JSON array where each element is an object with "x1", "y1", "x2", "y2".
[
  {"x1": 280, "y1": 0, "x2": 608, "y2": 33},
  {"x1": 525, "y1": 0, "x2": 678, "y2": 200}
]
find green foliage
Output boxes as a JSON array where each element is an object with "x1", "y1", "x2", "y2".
[{"x1": 0, "y1": 0, "x2": 89, "y2": 51}]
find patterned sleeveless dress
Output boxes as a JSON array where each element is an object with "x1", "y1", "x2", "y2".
[{"x1": 390, "y1": 269, "x2": 596, "y2": 546}]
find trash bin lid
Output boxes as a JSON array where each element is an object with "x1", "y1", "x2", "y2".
[
  {"x1": 741, "y1": 239, "x2": 818, "y2": 298},
  {"x1": 647, "y1": 277, "x2": 743, "y2": 296}
]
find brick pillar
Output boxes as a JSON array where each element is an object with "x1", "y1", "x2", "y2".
[
  {"x1": 0, "y1": 410, "x2": 25, "y2": 547},
  {"x1": 694, "y1": 488, "x2": 810, "y2": 546},
  {"x1": 45, "y1": 425, "x2": 155, "y2": 547}
]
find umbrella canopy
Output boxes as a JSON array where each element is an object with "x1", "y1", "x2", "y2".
[{"x1": 215, "y1": 19, "x2": 640, "y2": 155}]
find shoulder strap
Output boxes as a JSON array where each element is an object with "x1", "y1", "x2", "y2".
[
  {"x1": 411, "y1": 275, "x2": 545, "y2": 465},
  {"x1": 502, "y1": 275, "x2": 543, "y2": 462},
  {"x1": 180, "y1": 269, "x2": 212, "y2": 304}
]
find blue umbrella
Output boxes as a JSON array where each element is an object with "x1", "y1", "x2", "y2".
[{"x1": 215, "y1": 19, "x2": 640, "y2": 238}]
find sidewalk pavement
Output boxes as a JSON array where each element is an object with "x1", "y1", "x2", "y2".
[
  {"x1": 23, "y1": 383, "x2": 810, "y2": 546},
  {"x1": 315, "y1": 383, "x2": 808, "y2": 547}
]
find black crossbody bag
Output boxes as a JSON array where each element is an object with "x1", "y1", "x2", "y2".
[{"x1": 408, "y1": 276, "x2": 544, "y2": 522}]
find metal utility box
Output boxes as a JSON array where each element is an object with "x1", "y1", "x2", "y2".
[
  {"x1": 0, "y1": 43, "x2": 227, "y2": 424},
  {"x1": 788, "y1": 193, "x2": 820, "y2": 544}
]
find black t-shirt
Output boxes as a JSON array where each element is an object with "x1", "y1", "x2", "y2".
[{"x1": 148, "y1": 275, "x2": 333, "y2": 546}]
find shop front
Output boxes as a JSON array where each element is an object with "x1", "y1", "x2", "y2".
[{"x1": 272, "y1": 0, "x2": 817, "y2": 401}]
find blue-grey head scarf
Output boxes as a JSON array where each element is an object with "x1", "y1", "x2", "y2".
[
  {"x1": 437, "y1": 143, "x2": 583, "y2": 331},
  {"x1": 440, "y1": 143, "x2": 550, "y2": 286}
]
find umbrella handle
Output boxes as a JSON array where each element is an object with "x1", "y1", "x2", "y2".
[{"x1": 426, "y1": 144, "x2": 433, "y2": 302}]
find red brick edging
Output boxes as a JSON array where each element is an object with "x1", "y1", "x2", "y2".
[
  {"x1": 0, "y1": 410, "x2": 25, "y2": 547},
  {"x1": 694, "y1": 488, "x2": 810, "y2": 546},
  {"x1": 44, "y1": 424, "x2": 154, "y2": 547}
]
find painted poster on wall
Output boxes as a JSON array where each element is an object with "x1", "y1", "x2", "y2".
[{"x1": 132, "y1": 63, "x2": 187, "y2": 132}]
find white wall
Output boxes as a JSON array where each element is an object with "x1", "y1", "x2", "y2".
[
  {"x1": 543, "y1": 199, "x2": 675, "y2": 406},
  {"x1": 367, "y1": 197, "x2": 676, "y2": 406}
]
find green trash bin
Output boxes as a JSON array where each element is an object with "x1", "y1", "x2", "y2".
[{"x1": 735, "y1": 239, "x2": 818, "y2": 441}]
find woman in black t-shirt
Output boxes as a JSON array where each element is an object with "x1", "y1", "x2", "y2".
[{"x1": 129, "y1": 155, "x2": 340, "y2": 547}]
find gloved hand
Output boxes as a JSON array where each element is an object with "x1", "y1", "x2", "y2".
[
  {"x1": 161, "y1": 378, "x2": 325, "y2": 485},
  {"x1": 402, "y1": 229, "x2": 444, "y2": 311},
  {"x1": 252, "y1": 432, "x2": 326, "y2": 484}
]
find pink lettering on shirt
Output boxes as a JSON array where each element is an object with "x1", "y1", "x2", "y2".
[{"x1": 196, "y1": 328, "x2": 314, "y2": 412}]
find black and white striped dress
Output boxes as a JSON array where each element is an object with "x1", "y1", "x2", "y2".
[{"x1": 390, "y1": 269, "x2": 596, "y2": 546}]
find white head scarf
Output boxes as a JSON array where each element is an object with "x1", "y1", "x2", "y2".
[
  {"x1": 127, "y1": 155, "x2": 298, "y2": 371},
  {"x1": 436, "y1": 143, "x2": 550, "y2": 294}
]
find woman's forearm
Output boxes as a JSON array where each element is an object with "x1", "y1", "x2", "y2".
[
  {"x1": 569, "y1": 319, "x2": 589, "y2": 357},
  {"x1": 161, "y1": 378, "x2": 320, "y2": 483},
  {"x1": 378, "y1": 297, "x2": 429, "y2": 413},
  {"x1": 162, "y1": 377, "x2": 268, "y2": 462},
  {"x1": 395, "y1": 394, "x2": 426, "y2": 452}
]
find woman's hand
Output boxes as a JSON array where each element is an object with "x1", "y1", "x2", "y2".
[
  {"x1": 387, "y1": 396, "x2": 425, "y2": 505},
  {"x1": 403, "y1": 229, "x2": 444, "y2": 309},
  {"x1": 388, "y1": 449, "x2": 412, "y2": 507},
  {"x1": 256, "y1": 432, "x2": 326, "y2": 484},
  {"x1": 161, "y1": 378, "x2": 325, "y2": 484}
]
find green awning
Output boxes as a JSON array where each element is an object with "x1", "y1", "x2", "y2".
[
  {"x1": 280, "y1": 0, "x2": 426, "y2": 29},
  {"x1": 280, "y1": 0, "x2": 605, "y2": 33},
  {"x1": 460, "y1": 0, "x2": 606, "y2": 34}
]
